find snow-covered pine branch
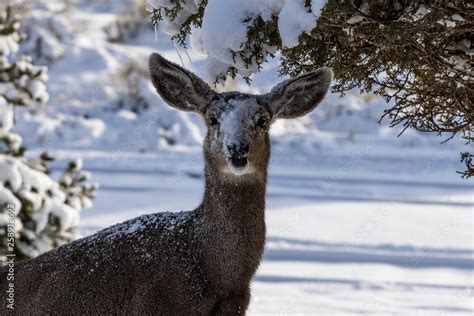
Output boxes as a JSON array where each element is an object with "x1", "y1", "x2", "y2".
[{"x1": 146, "y1": 0, "x2": 327, "y2": 83}]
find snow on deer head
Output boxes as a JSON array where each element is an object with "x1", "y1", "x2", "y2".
[{"x1": 149, "y1": 53, "x2": 332, "y2": 178}]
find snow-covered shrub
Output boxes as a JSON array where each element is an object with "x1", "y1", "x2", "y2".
[
  {"x1": 0, "y1": 6, "x2": 97, "y2": 263},
  {"x1": 119, "y1": 61, "x2": 150, "y2": 113},
  {"x1": 0, "y1": 156, "x2": 96, "y2": 261},
  {"x1": 104, "y1": 0, "x2": 149, "y2": 43}
]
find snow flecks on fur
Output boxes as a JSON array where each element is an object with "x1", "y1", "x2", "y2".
[
  {"x1": 217, "y1": 98, "x2": 262, "y2": 157},
  {"x1": 63, "y1": 210, "x2": 202, "y2": 264},
  {"x1": 102, "y1": 211, "x2": 196, "y2": 239}
]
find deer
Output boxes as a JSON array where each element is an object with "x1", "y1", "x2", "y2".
[{"x1": 1, "y1": 53, "x2": 332, "y2": 315}]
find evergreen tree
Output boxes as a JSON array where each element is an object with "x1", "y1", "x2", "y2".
[{"x1": 0, "y1": 6, "x2": 97, "y2": 262}]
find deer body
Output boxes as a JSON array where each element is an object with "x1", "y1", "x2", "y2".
[
  {"x1": 5, "y1": 174, "x2": 265, "y2": 315},
  {"x1": 1, "y1": 53, "x2": 332, "y2": 315}
]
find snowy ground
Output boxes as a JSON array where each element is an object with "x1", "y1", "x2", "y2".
[{"x1": 12, "y1": 1, "x2": 474, "y2": 315}]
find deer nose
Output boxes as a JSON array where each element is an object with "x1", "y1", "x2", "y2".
[{"x1": 227, "y1": 143, "x2": 249, "y2": 157}]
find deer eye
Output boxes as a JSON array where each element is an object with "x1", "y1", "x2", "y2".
[
  {"x1": 209, "y1": 116, "x2": 219, "y2": 126},
  {"x1": 256, "y1": 116, "x2": 267, "y2": 128}
]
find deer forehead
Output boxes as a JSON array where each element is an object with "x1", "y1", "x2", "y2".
[{"x1": 215, "y1": 98, "x2": 262, "y2": 141}]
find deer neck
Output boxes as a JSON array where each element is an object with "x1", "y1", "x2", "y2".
[
  {"x1": 198, "y1": 164, "x2": 267, "y2": 286},
  {"x1": 201, "y1": 165, "x2": 267, "y2": 226}
]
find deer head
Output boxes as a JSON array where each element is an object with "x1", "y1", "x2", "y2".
[{"x1": 149, "y1": 53, "x2": 332, "y2": 179}]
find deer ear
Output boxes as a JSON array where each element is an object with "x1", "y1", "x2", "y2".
[
  {"x1": 266, "y1": 68, "x2": 333, "y2": 119},
  {"x1": 148, "y1": 53, "x2": 215, "y2": 113}
]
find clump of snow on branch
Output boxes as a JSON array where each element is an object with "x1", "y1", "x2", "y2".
[
  {"x1": 278, "y1": 1, "x2": 318, "y2": 47},
  {"x1": 147, "y1": 0, "x2": 327, "y2": 81}
]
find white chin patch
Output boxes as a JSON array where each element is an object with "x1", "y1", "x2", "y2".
[{"x1": 226, "y1": 157, "x2": 251, "y2": 176}]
